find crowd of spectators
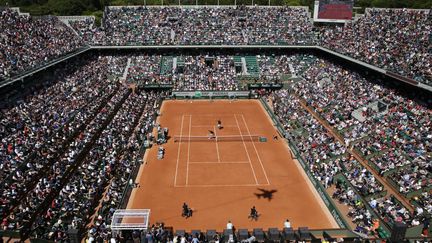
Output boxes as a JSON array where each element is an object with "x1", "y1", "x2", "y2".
[
  {"x1": 2, "y1": 6, "x2": 431, "y2": 91},
  {"x1": 0, "y1": 9, "x2": 84, "y2": 81},
  {"x1": 336, "y1": 156, "x2": 384, "y2": 198},
  {"x1": 173, "y1": 55, "x2": 238, "y2": 91},
  {"x1": 412, "y1": 192, "x2": 432, "y2": 219},
  {"x1": 0, "y1": 54, "x2": 164, "y2": 241},
  {"x1": 271, "y1": 90, "x2": 381, "y2": 235},
  {"x1": 31, "y1": 90, "x2": 161, "y2": 241},
  {"x1": 271, "y1": 90, "x2": 346, "y2": 187},
  {"x1": 0, "y1": 52, "x2": 158, "y2": 239},
  {"x1": 319, "y1": 8, "x2": 431, "y2": 85},
  {"x1": 257, "y1": 55, "x2": 292, "y2": 82},
  {"x1": 107, "y1": 55, "x2": 129, "y2": 77},
  {"x1": 86, "y1": 91, "x2": 162, "y2": 242},
  {"x1": 0, "y1": 12, "x2": 430, "y2": 235},
  {"x1": 127, "y1": 55, "x2": 166, "y2": 85},
  {"x1": 332, "y1": 178, "x2": 379, "y2": 236},
  {"x1": 271, "y1": 90, "x2": 414, "y2": 235},
  {"x1": 368, "y1": 148, "x2": 409, "y2": 176},
  {"x1": 288, "y1": 56, "x2": 431, "y2": 195},
  {"x1": 269, "y1": 52, "x2": 431, "y2": 230},
  {"x1": 69, "y1": 18, "x2": 107, "y2": 46},
  {"x1": 2, "y1": 76, "x2": 128, "y2": 232},
  {"x1": 370, "y1": 196, "x2": 415, "y2": 227},
  {"x1": 67, "y1": 7, "x2": 431, "y2": 87},
  {"x1": 125, "y1": 55, "x2": 239, "y2": 90},
  {"x1": 0, "y1": 55, "x2": 120, "y2": 222},
  {"x1": 69, "y1": 6, "x2": 313, "y2": 46}
]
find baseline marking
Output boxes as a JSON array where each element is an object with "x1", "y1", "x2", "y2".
[
  {"x1": 174, "y1": 114, "x2": 185, "y2": 186},
  {"x1": 183, "y1": 114, "x2": 238, "y2": 117},
  {"x1": 234, "y1": 114, "x2": 259, "y2": 185},
  {"x1": 186, "y1": 115, "x2": 192, "y2": 185},
  {"x1": 214, "y1": 126, "x2": 221, "y2": 162},
  {"x1": 174, "y1": 184, "x2": 269, "y2": 188},
  {"x1": 191, "y1": 125, "x2": 237, "y2": 128},
  {"x1": 189, "y1": 161, "x2": 249, "y2": 164},
  {"x1": 241, "y1": 114, "x2": 270, "y2": 185}
]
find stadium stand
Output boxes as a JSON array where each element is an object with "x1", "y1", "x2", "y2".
[
  {"x1": 31, "y1": 91, "x2": 161, "y2": 241},
  {"x1": 0, "y1": 8, "x2": 84, "y2": 81},
  {"x1": 127, "y1": 55, "x2": 164, "y2": 85},
  {"x1": 0, "y1": 3, "x2": 431, "y2": 241},
  {"x1": 269, "y1": 53, "x2": 431, "y2": 234},
  {"x1": 0, "y1": 56, "x2": 123, "y2": 222},
  {"x1": 319, "y1": 8, "x2": 431, "y2": 85},
  {"x1": 70, "y1": 6, "x2": 314, "y2": 46},
  {"x1": 174, "y1": 55, "x2": 238, "y2": 91},
  {"x1": 0, "y1": 54, "x2": 166, "y2": 240},
  {"x1": 69, "y1": 17, "x2": 107, "y2": 45}
]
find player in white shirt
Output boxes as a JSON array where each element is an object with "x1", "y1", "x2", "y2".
[
  {"x1": 284, "y1": 219, "x2": 291, "y2": 228},
  {"x1": 226, "y1": 220, "x2": 233, "y2": 230}
]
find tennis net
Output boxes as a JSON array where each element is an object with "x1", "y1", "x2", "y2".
[{"x1": 173, "y1": 135, "x2": 261, "y2": 142}]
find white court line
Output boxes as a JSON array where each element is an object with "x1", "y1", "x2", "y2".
[
  {"x1": 241, "y1": 114, "x2": 270, "y2": 185},
  {"x1": 174, "y1": 183, "x2": 270, "y2": 188},
  {"x1": 214, "y1": 126, "x2": 221, "y2": 162},
  {"x1": 234, "y1": 114, "x2": 259, "y2": 185},
  {"x1": 174, "y1": 115, "x2": 185, "y2": 186},
  {"x1": 186, "y1": 115, "x2": 192, "y2": 185},
  {"x1": 189, "y1": 161, "x2": 250, "y2": 164},
  {"x1": 184, "y1": 114, "x2": 238, "y2": 117},
  {"x1": 191, "y1": 125, "x2": 237, "y2": 128}
]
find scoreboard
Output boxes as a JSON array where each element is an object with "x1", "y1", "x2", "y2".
[{"x1": 313, "y1": 0, "x2": 354, "y2": 23}]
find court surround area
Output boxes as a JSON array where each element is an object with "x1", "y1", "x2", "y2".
[{"x1": 127, "y1": 100, "x2": 338, "y2": 231}]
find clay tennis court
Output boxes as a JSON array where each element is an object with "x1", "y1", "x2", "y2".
[{"x1": 127, "y1": 100, "x2": 338, "y2": 231}]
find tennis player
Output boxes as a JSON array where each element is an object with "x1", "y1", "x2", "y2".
[
  {"x1": 217, "y1": 119, "x2": 222, "y2": 129},
  {"x1": 208, "y1": 130, "x2": 215, "y2": 139},
  {"x1": 248, "y1": 206, "x2": 259, "y2": 221}
]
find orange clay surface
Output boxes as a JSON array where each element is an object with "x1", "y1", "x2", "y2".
[{"x1": 127, "y1": 100, "x2": 338, "y2": 231}]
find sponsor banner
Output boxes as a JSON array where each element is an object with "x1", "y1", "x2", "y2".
[
  {"x1": 248, "y1": 83, "x2": 283, "y2": 89},
  {"x1": 172, "y1": 91, "x2": 250, "y2": 97},
  {"x1": 143, "y1": 84, "x2": 174, "y2": 89}
]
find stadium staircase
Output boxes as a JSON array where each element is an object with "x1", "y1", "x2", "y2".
[
  {"x1": 176, "y1": 56, "x2": 185, "y2": 73},
  {"x1": 122, "y1": 58, "x2": 132, "y2": 81},
  {"x1": 240, "y1": 57, "x2": 248, "y2": 75},
  {"x1": 245, "y1": 56, "x2": 260, "y2": 78},
  {"x1": 233, "y1": 56, "x2": 243, "y2": 73},
  {"x1": 170, "y1": 29, "x2": 175, "y2": 43},
  {"x1": 160, "y1": 56, "x2": 174, "y2": 75}
]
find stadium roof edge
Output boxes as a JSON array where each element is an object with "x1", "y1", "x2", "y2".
[{"x1": 89, "y1": 44, "x2": 316, "y2": 49}]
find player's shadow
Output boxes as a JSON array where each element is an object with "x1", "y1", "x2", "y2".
[{"x1": 254, "y1": 188, "x2": 278, "y2": 201}]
